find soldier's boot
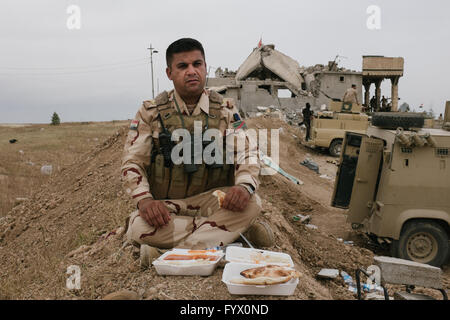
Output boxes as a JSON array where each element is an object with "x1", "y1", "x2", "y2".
[
  {"x1": 244, "y1": 221, "x2": 275, "y2": 248},
  {"x1": 139, "y1": 244, "x2": 162, "y2": 268}
]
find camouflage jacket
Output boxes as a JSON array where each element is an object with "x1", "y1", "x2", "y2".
[{"x1": 121, "y1": 89, "x2": 260, "y2": 206}]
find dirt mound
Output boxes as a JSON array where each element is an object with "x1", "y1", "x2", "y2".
[{"x1": 1, "y1": 117, "x2": 445, "y2": 300}]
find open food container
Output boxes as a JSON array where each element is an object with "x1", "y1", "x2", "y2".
[
  {"x1": 153, "y1": 248, "x2": 224, "y2": 276},
  {"x1": 225, "y1": 246, "x2": 294, "y2": 267},
  {"x1": 222, "y1": 247, "x2": 299, "y2": 296},
  {"x1": 221, "y1": 262, "x2": 299, "y2": 296}
]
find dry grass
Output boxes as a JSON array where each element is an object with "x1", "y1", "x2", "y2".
[{"x1": 0, "y1": 120, "x2": 129, "y2": 217}]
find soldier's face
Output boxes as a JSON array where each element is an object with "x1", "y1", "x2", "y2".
[{"x1": 166, "y1": 50, "x2": 207, "y2": 100}]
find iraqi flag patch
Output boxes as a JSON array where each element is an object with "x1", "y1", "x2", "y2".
[{"x1": 130, "y1": 120, "x2": 139, "y2": 130}]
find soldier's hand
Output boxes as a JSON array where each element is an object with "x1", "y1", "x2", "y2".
[
  {"x1": 138, "y1": 198, "x2": 171, "y2": 228},
  {"x1": 222, "y1": 186, "x2": 251, "y2": 212}
]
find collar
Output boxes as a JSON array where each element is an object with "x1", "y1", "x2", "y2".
[{"x1": 170, "y1": 89, "x2": 209, "y2": 116}]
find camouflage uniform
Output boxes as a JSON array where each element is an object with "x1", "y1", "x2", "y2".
[
  {"x1": 343, "y1": 87, "x2": 359, "y2": 104},
  {"x1": 122, "y1": 89, "x2": 261, "y2": 249}
]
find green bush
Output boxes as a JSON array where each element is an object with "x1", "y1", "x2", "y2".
[{"x1": 51, "y1": 112, "x2": 61, "y2": 125}]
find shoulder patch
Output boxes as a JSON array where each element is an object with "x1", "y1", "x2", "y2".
[
  {"x1": 208, "y1": 90, "x2": 224, "y2": 104},
  {"x1": 154, "y1": 91, "x2": 169, "y2": 106},
  {"x1": 143, "y1": 99, "x2": 157, "y2": 109},
  {"x1": 143, "y1": 91, "x2": 169, "y2": 110}
]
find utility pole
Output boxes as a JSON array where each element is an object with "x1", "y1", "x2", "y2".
[{"x1": 147, "y1": 44, "x2": 158, "y2": 99}]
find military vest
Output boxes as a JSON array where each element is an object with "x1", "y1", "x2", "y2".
[{"x1": 148, "y1": 91, "x2": 234, "y2": 200}]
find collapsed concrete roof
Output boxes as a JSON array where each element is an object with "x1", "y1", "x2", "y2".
[{"x1": 235, "y1": 44, "x2": 305, "y2": 93}]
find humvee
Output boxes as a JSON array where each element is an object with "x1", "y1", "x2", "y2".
[
  {"x1": 304, "y1": 100, "x2": 369, "y2": 157},
  {"x1": 332, "y1": 108, "x2": 450, "y2": 267}
]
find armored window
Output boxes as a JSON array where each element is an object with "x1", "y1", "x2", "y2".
[{"x1": 435, "y1": 148, "x2": 449, "y2": 157}]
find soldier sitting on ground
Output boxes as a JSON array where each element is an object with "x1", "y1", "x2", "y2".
[{"x1": 121, "y1": 38, "x2": 273, "y2": 264}]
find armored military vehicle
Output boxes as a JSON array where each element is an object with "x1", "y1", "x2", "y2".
[
  {"x1": 304, "y1": 100, "x2": 369, "y2": 157},
  {"x1": 332, "y1": 109, "x2": 450, "y2": 267}
]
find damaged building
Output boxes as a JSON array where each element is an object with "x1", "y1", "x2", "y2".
[
  {"x1": 207, "y1": 44, "x2": 363, "y2": 115},
  {"x1": 207, "y1": 45, "x2": 402, "y2": 113}
]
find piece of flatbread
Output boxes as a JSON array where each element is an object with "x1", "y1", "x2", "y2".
[
  {"x1": 230, "y1": 265, "x2": 301, "y2": 285},
  {"x1": 212, "y1": 190, "x2": 226, "y2": 208}
]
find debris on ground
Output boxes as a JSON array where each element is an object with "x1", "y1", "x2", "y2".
[
  {"x1": 317, "y1": 268, "x2": 339, "y2": 279},
  {"x1": 300, "y1": 158, "x2": 320, "y2": 174},
  {"x1": 326, "y1": 159, "x2": 339, "y2": 166},
  {"x1": 9, "y1": 139, "x2": 18, "y2": 144},
  {"x1": 305, "y1": 224, "x2": 318, "y2": 230},
  {"x1": 260, "y1": 151, "x2": 304, "y2": 185},
  {"x1": 40, "y1": 165, "x2": 53, "y2": 175},
  {"x1": 293, "y1": 214, "x2": 311, "y2": 224}
]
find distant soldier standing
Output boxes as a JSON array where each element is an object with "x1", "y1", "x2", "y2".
[
  {"x1": 381, "y1": 96, "x2": 388, "y2": 111},
  {"x1": 370, "y1": 95, "x2": 376, "y2": 113},
  {"x1": 342, "y1": 84, "x2": 359, "y2": 111},
  {"x1": 121, "y1": 38, "x2": 271, "y2": 255},
  {"x1": 301, "y1": 103, "x2": 313, "y2": 141}
]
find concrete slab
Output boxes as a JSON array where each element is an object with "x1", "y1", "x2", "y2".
[
  {"x1": 374, "y1": 256, "x2": 442, "y2": 289},
  {"x1": 317, "y1": 268, "x2": 339, "y2": 279}
]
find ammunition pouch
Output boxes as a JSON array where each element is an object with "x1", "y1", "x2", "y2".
[{"x1": 147, "y1": 100, "x2": 234, "y2": 200}]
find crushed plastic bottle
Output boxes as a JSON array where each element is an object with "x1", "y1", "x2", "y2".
[{"x1": 340, "y1": 271, "x2": 355, "y2": 286}]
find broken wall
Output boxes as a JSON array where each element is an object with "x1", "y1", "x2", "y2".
[{"x1": 318, "y1": 72, "x2": 363, "y2": 104}]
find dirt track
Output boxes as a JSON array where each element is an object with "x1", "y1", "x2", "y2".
[{"x1": 0, "y1": 116, "x2": 448, "y2": 300}]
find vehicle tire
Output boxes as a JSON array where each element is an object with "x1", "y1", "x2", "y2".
[
  {"x1": 390, "y1": 220, "x2": 449, "y2": 267},
  {"x1": 329, "y1": 139, "x2": 342, "y2": 157},
  {"x1": 371, "y1": 112, "x2": 425, "y2": 129}
]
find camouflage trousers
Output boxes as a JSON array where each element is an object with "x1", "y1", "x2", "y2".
[{"x1": 126, "y1": 187, "x2": 262, "y2": 250}]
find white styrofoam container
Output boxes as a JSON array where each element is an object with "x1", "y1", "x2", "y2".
[
  {"x1": 225, "y1": 246, "x2": 294, "y2": 267},
  {"x1": 152, "y1": 249, "x2": 224, "y2": 276},
  {"x1": 221, "y1": 262, "x2": 299, "y2": 296}
]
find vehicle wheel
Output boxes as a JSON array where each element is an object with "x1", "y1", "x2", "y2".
[
  {"x1": 371, "y1": 112, "x2": 425, "y2": 129},
  {"x1": 390, "y1": 220, "x2": 449, "y2": 267},
  {"x1": 329, "y1": 139, "x2": 342, "y2": 157}
]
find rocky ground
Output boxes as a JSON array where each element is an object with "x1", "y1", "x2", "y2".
[{"x1": 0, "y1": 116, "x2": 448, "y2": 300}]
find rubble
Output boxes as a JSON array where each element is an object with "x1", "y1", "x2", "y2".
[
  {"x1": 293, "y1": 214, "x2": 311, "y2": 224},
  {"x1": 300, "y1": 158, "x2": 320, "y2": 174},
  {"x1": 207, "y1": 43, "x2": 363, "y2": 114},
  {"x1": 40, "y1": 165, "x2": 53, "y2": 175},
  {"x1": 374, "y1": 256, "x2": 443, "y2": 289}
]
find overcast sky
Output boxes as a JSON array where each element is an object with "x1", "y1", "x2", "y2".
[{"x1": 0, "y1": 0, "x2": 449, "y2": 123}]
